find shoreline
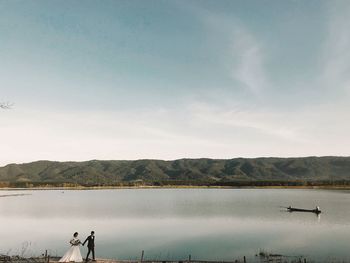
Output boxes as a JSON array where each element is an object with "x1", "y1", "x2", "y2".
[
  {"x1": 0, "y1": 254, "x2": 345, "y2": 263},
  {"x1": 1, "y1": 185, "x2": 350, "y2": 191}
]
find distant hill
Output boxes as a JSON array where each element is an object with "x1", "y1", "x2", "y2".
[{"x1": 1, "y1": 157, "x2": 350, "y2": 187}]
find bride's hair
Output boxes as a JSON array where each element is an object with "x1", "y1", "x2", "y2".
[{"x1": 73, "y1": 232, "x2": 78, "y2": 237}]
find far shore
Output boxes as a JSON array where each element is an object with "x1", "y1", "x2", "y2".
[{"x1": 2, "y1": 184, "x2": 350, "y2": 191}]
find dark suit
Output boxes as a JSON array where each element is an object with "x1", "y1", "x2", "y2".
[{"x1": 83, "y1": 235, "x2": 95, "y2": 261}]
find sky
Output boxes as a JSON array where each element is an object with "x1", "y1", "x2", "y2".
[{"x1": 1, "y1": 0, "x2": 350, "y2": 166}]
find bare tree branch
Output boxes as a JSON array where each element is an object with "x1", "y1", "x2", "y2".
[{"x1": 0, "y1": 102, "x2": 13, "y2": 109}]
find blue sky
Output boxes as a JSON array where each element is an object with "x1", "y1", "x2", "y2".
[{"x1": 1, "y1": 0, "x2": 350, "y2": 165}]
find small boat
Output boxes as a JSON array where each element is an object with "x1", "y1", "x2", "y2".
[{"x1": 287, "y1": 206, "x2": 321, "y2": 214}]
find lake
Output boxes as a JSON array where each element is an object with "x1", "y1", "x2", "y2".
[{"x1": 1, "y1": 189, "x2": 350, "y2": 262}]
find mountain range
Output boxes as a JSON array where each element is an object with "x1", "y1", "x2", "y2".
[{"x1": 1, "y1": 157, "x2": 350, "y2": 187}]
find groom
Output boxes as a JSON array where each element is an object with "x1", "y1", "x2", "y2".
[{"x1": 82, "y1": 231, "x2": 95, "y2": 261}]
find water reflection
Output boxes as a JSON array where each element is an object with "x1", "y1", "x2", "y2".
[{"x1": 0, "y1": 189, "x2": 349, "y2": 261}]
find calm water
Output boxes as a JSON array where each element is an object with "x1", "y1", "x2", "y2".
[{"x1": 1, "y1": 189, "x2": 350, "y2": 261}]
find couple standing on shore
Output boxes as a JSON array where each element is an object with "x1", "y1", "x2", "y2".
[{"x1": 59, "y1": 231, "x2": 95, "y2": 262}]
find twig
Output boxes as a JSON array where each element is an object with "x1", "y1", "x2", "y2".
[{"x1": 0, "y1": 102, "x2": 13, "y2": 109}]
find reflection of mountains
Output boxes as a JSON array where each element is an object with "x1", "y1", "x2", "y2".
[
  {"x1": 1, "y1": 189, "x2": 345, "y2": 226},
  {"x1": 1, "y1": 157, "x2": 350, "y2": 186},
  {"x1": 2, "y1": 190, "x2": 350, "y2": 261}
]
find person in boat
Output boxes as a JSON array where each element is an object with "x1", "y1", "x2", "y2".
[{"x1": 315, "y1": 206, "x2": 320, "y2": 212}]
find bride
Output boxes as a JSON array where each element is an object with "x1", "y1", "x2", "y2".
[{"x1": 59, "y1": 232, "x2": 83, "y2": 262}]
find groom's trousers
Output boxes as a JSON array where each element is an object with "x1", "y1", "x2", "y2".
[{"x1": 86, "y1": 247, "x2": 95, "y2": 261}]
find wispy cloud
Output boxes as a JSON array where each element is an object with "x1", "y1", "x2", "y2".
[
  {"x1": 230, "y1": 27, "x2": 268, "y2": 95},
  {"x1": 188, "y1": 102, "x2": 303, "y2": 142},
  {"x1": 181, "y1": 2, "x2": 270, "y2": 96},
  {"x1": 322, "y1": 1, "x2": 350, "y2": 94},
  {"x1": 2, "y1": 98, "x2": 350, "y2": 166},
  {"x1": 0, "y1": 108, "x2": 225, "y2": 165}
]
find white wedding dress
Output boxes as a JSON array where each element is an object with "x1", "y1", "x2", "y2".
[{"x1": 59, "y1": 238, "x2": 83, "y2": 262}]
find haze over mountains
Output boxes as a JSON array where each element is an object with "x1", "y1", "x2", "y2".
[{"x1": 0, "y1": 157, "x2": 350, "y2": 187}]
